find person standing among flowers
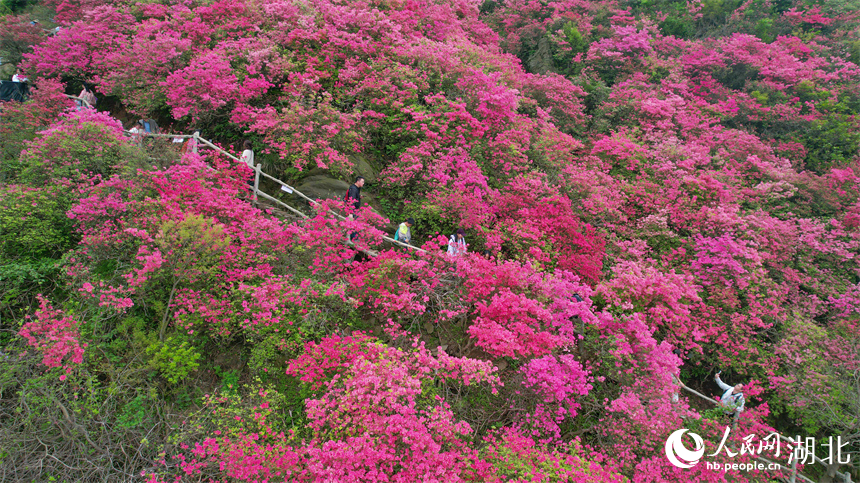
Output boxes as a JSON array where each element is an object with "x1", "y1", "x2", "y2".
[
  {"x1": 394, "y1": 217, "x2": 415, "y2": 245},
  {"x1": 715, "y1": 371, "x2": 745, "y2": 424},
  {"x1": 447, "y1": 229, "x2": 467, "y2": 256}
]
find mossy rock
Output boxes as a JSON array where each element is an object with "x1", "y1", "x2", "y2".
[{"x1": 295, "y1": 175, "x2": 349, "y2": 201}]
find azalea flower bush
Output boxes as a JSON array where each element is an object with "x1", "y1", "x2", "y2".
[{"x1": 2, "y1": 0, "x2": 860, "y2": 479}]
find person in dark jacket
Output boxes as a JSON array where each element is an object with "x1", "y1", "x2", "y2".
[
  {"x1": 345, "y1": 176, "x2": 365, "y2": 242},
  {"x1": 346, "y1": 176, "x2": 364, "y2": 209}
]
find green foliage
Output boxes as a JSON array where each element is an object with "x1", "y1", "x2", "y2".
[
  {"x1": 18, "y1": 122, "x2": 147, "y2": 186},
  {"x1": 478, "y1": 0, "x2": 498, "y2": 15},
  {"x1": 0, "y1": 340, "x2": 172, "y2": 481},
  {"x1": 749, "y1": 90, "x2": 769, "y2": 105},
  {"x1": 848, "y1": 40, "x2": 860, "y2": 66},
  {"x1": 0, "y1": 0, "x2": 34, "y2": 13},
  {"x1": 0, "y1": 185, "x2": 74, "y2": 321},
  {"x1": 97, "y1": 316, "x2": 153, "y2": 362},
  {"x1": 453, "y1": 382, "x2": 507, "y2": 439},
  {"x1": 157, "y1": 214, "x2": 231, "y2": 269},
  {"x1": 660, "y1": 16, "x2": 695, "y2": 39},
  {"x1": 0, "y1": 185, "x2": 76, "y2": 260},
  {"x1": 698, "y1": 0, "x2": 744, "y2": 27},
  {"x1": 753, "y1": 18, "x2": 775, "y2": 42},
  {"x1": 116, "y1": 390, "x2": 160, "y2": 429},
  {"x1": 0, "y1": 0, "x2": 38, "y2": 15},
  {"x1": 797, "y1": 114, "x2": 860, "y2": 174},
  {"x1": 0, "y1": 258, "x2": 62, "y2": 326},
  {"x1": 713, "y1": 63, "x2": 760, "y2": 90},
  {"x1": 147, "y1": 337, "x2": 202, "y2": 384},
  {"x1": 213, "y1": 364, "x2": 241, "y2": 394},
  {"x1": 578, "y1": 78, "x2": 614, "y2": 133},
  {"x1": 475, "y1": 435, "x2": 602, "y2": 482},
  {"x1": 247, "y1": 322, "x2": 314, "y2": 387},
  {"x1": 648, "y1": 66, "x2": 671, "y2": 84},
  {"x1": 562, "y1": 22, "x2": 588, "y2": 53},
  {"x1": 689, "y1": 406, "x2": 732, "y2": 430},
  {"x1": 178, "y1": 381, "x2": 304, "y2": 444}
]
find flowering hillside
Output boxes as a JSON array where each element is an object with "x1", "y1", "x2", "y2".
[{"x1": 1, "y1": 0, "x2": 859, "y2": 481}]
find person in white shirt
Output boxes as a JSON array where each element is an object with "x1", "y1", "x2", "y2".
[
  {"x1": 715, "y1": 371, "x2": 745, "y2": 419},
  {"x1": 11, "y1": 69, "x2": 27, "y2": 82},
  {"x1": 128, "y1": 123, "x2": 143, "y2": 145},
  {"x1": 240, "y1": 140, "x2": 256, "y2": 192},
  {"x1": 447, "y1": 229, "x2": 467, "y2": 256},
  {"x1": 240, "y1": 140, "x2": 255, "y2": 169}
]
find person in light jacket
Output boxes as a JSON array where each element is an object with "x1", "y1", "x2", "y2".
[
  {"x1": 447, "y1": 229, "x2": 467, "y2": 256},
  {"x1": 715, "y1": 371, "x2": 745, "y2": 419},
  {"x1": 394, "y1": 217, "x2": 414, "y2": 245}
]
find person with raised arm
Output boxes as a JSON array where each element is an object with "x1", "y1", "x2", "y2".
[{"x1": 715, "y1": 371, "x2": 745, "y2": 421}]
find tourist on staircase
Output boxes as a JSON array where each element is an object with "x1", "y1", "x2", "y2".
[
  {"x1": 77, "y1": 83, "x2": 97, "y2": 109},
  {"x1": 238, "y1": 140, "x2": 257, "y2": 203},
  {"x1": 240, "y1": 140, "x2": 255, "y2": 169},
  {"x1": 715, "y1": 371, "x2": 745, "y2": 425},
  {"x1": 447, "y1": 229, "x2": 467, "y2": 256},
  {"x1": 345, "y1": 176, "x2": 364, "y2": 242},
  {"x1": 394, "y1": 218, "x2": 414, "y2": 246}
]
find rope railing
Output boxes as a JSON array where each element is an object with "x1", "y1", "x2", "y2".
[
  {"x1": 675, "y1": 378, "x2": 853, "y2": 483},
  {"x1": 123, "y1": 129, "x2": 427, "y2": 254}
]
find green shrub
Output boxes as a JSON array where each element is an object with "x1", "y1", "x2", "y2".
[
  {"x1": 116, "y1": 390, "x2": 160, "y2": 429},
  {"x1": 213, "y1": 365, "x2": 241, "y2": 394},
  {"x1": 0, "y1": 258, "x2": 62, "y2": 328},
  {"x1": 0, "y1": 341, "x2": 173, "y2": 481},
  {"x1": 147, "y1": 337, "x2": 202, "y2": 384},
  {"x1": 754, "y1": 18, "x2": 775, "y2": 42},
  {"x1": 0, "y1": 185, "x2": 76, "y2": 260},
  {"x1": 0, "y1": 0, "x2": 35, "y2": 13},
  {"x1": 798, "y1": 114, "x2": 860, "y2": 174},
  {"x1": 660, "y1": 16, "x2": 695, "y2": 39},
  {"x1": 18, "y1": 121, "x2": 147, "y2": 187},
  {"x1": 562, "y1": 22, "x2": 589, "y2": 53}
]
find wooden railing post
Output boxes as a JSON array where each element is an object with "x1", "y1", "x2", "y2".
[
  {"x1": 253, "y1": 164, "x2": 261, "y2": 203},
  {"x1": 192, "y1": 131, "x2": 199, "y2": 154},
  {"x1": 788, "y1": 452, "x2": 798, "y2": 483}
]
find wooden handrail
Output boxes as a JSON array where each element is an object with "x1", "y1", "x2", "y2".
[
  {"x1": 195, "y1": 136, "x2": 238, "y2": 161},
  {"x1": 118, "y1": 128, "x2": 428, "y2": 254},
  {"x1": 255, "y1": 190, "x2": 308, "y2": 219},
  {"x1": 258, "y1": 169, "x2": 318, "y2": 206},
  {"x1": 64, "y1": 94, "x2": 92, "y2": 109},
  {"x1": 122, "y1": 130, "x2": 191, "y2": 139}
]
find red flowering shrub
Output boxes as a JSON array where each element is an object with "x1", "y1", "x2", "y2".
[
  {"x1": 19, "y1": 296, "x2": 86, "y2": 380},
  {"x1": 5, "y1": 0, "x2": 860, "y2": 480}
]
